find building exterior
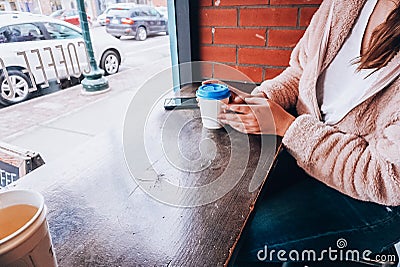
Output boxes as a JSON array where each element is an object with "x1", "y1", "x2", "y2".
[
  {"x1": 95, "y1": 0, "x2": 166, "y2": 17},
  {"x1": 152, "y1": 0, "x2": 166, "y2": 7},
  {"x1": 0, "y1": 0, "x2": 166, "y2": 18}
]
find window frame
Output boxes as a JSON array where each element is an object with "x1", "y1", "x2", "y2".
[
  {"x1": 149, "y1": 8, "x2": 159, "y2": 17},
  {"x1": 172, "y1": 0, "x2": 201, "y2": 87}
]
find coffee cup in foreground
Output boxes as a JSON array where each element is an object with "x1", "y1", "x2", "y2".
[
  {"x1": 0, "y1": 189, "x2": 57, "y2": 267},
  {"x1": 196, "y1": 83, "x2": 231, "y2": 129}
]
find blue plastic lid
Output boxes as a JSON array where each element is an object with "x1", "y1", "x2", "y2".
[{"x1": 196, "y1": 84, "x2": 230, "y2": 100}]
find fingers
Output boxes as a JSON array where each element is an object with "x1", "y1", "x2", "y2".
[
  {"x1": 227, "y1": 86, "x2": 244, "y2": 95},
  {"x1": 221, "y1": 103, "x2": 268, "y2": 114},
  {"x1": 219, "y1": 100, "x2": 274, "y2": 135},
  {"x1": 202, "y1": 79, "x2": 222, "y2": 85},
  {"x1": 222, "y1": 104, "x2": 251, "y2": 114},
  {"x1": 230, "y1": 94, "x2": 246, "y2": 104},
  {"x1": 244, "y1": 97, "x2": 269, "y2": 105},
  {"x1": 220, "y1": 119, "x2": 261, "y2": 134},
  {"x1": 221, "y1": 120, "x2": 246, "y2": 133},
  {"x1": 219, "y1": 113, "x2": 259, "y2": 128},
  {"x1": 201, "y1": 80, "x2": 253, "y2": 104}
]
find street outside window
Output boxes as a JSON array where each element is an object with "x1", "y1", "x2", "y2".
[
  {"x1": 0, "y1": 24, "x2": 44, "y2": 43},
  {"x1": 43, "y1": 22, "x2": 81, "y2": 40}
]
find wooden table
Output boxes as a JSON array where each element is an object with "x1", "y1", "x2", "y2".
[{"x1": 5, "y1": 88, "x2": 281, "y2": 266}]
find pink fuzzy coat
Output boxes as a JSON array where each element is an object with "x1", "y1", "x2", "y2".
[{"x1": 253, "y1": 0, "x2": 400, "y2": 206}]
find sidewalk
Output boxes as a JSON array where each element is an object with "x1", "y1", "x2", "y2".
[{"x1": 0, "y1": 58, "x2": 171, "y2": 162}]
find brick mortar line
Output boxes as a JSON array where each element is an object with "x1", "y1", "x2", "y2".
[
  {"x1": 297, "y1": 7, "x2": 301, "y2": 27},
  {"x1": 213, "y1": 63, "x2": 287, "y2": 68},
  {"x1": 201, "y1": 44, "x2": 294, "y2": 50},
  {"x1": 213, "y1": 43, "x2": 296, "y2": 49},
  {"x1": 201, "y1": 26, "x2": 307, "y2": 29},
  {"x1": 262, "y1": 66, "x2": 266, "y2": 80},
  {"x1": 200, "y1": 26, "x2": 308, "y2": 30},
  {"x1": 203, "y1": 64, "x2": 288, "y2": 70},
  {"x1": 200, "y1": 4, "x2": 321, "y2": 9},
  {"x1": 236, "y1": 46, "x2": 238, "y2": 65},
  {"x1": 240, "y1": 65, "x2": 287, "y2": 69},
  {"x1": 236, "y1": 6, "x2": 240, "y2": 27}
]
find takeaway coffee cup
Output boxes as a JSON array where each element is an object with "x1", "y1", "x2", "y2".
[
  {"x1": 0, "y1": 190, "x2": 57, "y2": 267},
  {"x1": 196, "y1": 83, "x2": 231, "y2": 129}
]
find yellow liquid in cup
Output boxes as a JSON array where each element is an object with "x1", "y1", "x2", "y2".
[{"x1": 0, "y1": 204, "x2": 38, "y2": 240}]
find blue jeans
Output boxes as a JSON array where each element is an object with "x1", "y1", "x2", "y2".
[{"x1": 233, "y1": 150, "x2": 400, "y2": 266}]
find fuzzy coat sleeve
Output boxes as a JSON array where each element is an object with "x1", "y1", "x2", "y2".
[
  {"x1": 283, "y1": 115, "x2": 400, "y2": 206},
  {"x1": 251, "y1": 0, "x2": 333, "y2": 109}
]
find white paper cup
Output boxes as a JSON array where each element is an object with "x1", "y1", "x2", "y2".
[
  {"x1": 0, "y1": 190, "x2": 57, "y2": 267},
  {"x1": 197, "y1": 83, "x2": 231, "y2": 130},
  {"x1": 198, "y1": 97, "x2": 229, "y2": 129}
]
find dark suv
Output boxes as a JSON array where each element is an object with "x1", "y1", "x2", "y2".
[{"x1": 105, "y1": 5, "x2": 168, "y2": 41}]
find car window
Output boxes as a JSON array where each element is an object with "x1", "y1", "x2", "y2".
[
  {"x1": 64, "y1": 10, "x2": 76, "y2": 16},
  {"x1": 149, "y1": 8, "x2": 159, "y2": 16},
  {"x1": 101, "y1": 8, "x2": 110, "y2": 15},
  {"x1": 43, "y1": 22, "x2": 81, "y2": 39},
  {"x1": 0, "y1": 27, "x2": 10, "y2": 43},
  {"x1": 139, "y1": 8, "x2": 150, "y2": 16},
  {"x1": 1, "y1": 24, "x2": 44, "y2": 43},
  {"x1": 107, "y1": 8, "x2": 130, "y2": 17},
  {"x1": 50, "y1": 10, "x2": 64, "y2": 17},
  {"x1": 131, "y1": 10, "x2": 140, "y2": 17}
]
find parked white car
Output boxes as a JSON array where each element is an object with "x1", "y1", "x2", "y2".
[{"x1": 0, "y1": 12, "x2": 124, "y2": 105}]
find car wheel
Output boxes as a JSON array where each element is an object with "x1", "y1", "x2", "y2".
[
  {"x1": 100, "y1": 50, "x2": 120, "y2": 76},
  {"x1": 114, "y1": 35, "x2": 121, "y2": 39},
  {"x1": 0, "y1": 70, "x2": 32, "y2": 105},
  {"x1": 136, "y1": 26, "x2": 147, "y2": 41}
]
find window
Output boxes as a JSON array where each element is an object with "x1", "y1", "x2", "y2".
[
  {"x1": 0, "y1": 27, "x2": 10, "y2": 43},
  {"x1": 43, "y1": 22, "x2": 81, "y2": 40},
  {"x1": 107, "y1": 8, "x2": 130, "y2": 17},
  {"x1": 131, "y1": 10, "x2": 140, "y2": 17},
  {"x1": 1, "y1": 24, "x2": 44, "y2": 43},
  {"x1": 149, "y1": 8, "x2": 159, "y2": 17},
  {"x1": 139, "y1": 8, "x2": 150, "y2": 16},
  {"x1": 50, "y1": 10, "x2": 64, "y2": 17},
  {"x1": 64, "y1": 10, "x2": 77, "y2": 16}
]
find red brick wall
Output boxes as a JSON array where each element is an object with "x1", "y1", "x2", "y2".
[{"x1": 198, "y1": 0, "x2": 321, "y2": 83}]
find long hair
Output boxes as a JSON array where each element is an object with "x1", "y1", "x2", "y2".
[{"x1": 357, "y1": 3, "x2": 400, "y2": 70}]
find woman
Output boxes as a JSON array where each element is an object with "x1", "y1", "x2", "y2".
[{"x1": 212, "y1": 0, "x2": 400, "y2": 265}]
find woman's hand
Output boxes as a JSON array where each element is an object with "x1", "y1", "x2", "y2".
[
  {"x1": 202, "y1": 80, "x2": 265, "y2": 104},
  {"x1": 218, "y1": 97, "x2": 295, "y2": 136}
]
